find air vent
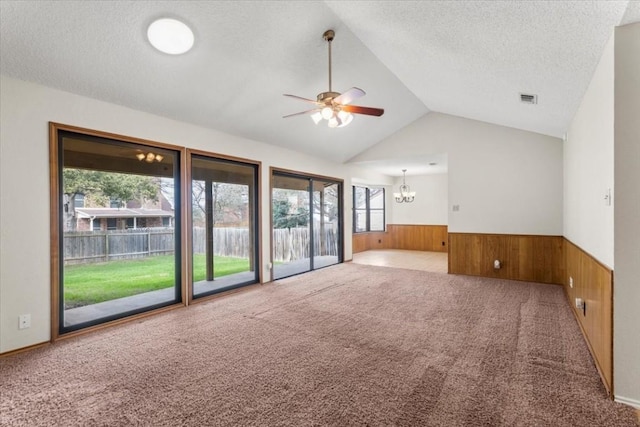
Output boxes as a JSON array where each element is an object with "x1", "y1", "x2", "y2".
[{"x1": 520, "y1": 93, "x2": 537, "y2": 104}]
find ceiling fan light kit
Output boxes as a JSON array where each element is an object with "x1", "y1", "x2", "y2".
[{"x1": 283, "y1": 29, "x2": 384, "y2": 128}]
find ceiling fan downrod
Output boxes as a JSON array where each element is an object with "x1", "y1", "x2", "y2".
[{"x1": 324, "y1": 30, "x2": 335, "y2": 93}]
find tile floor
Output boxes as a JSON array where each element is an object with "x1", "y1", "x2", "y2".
[{"x1": 351, "y1": 249, "x2": 448, "y2": 274}]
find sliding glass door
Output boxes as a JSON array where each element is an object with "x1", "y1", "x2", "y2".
[
  {"x1": 57, "y1": 129, "x2": 181, "y2": 333},
  {"x1": 271, "y1": 171, "x2": 342, "y2": 280},
  {"x1": 190, "y1": 154, "x2": 259, "y2": 298}
]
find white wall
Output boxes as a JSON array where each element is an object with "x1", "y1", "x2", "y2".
[
  {"x1": 613, "y1": 22, "x2": 640, "y2": 408},
  {"x1": 564, "y1": 34, "x2": 615, "y2": 268},
  {"x1": 0, "y1": 75, "x2": 388, "y2": 353},
  {"x1": 351, "y1": 112, "x2": 563, "y2": 235},
  {"x1": 389, "y1": 174, "x2": 448, "y2": 225}
]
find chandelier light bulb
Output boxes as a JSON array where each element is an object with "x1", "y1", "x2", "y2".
[{"x1": 321, "y1": 106, "x2": 334, "y2": 120}]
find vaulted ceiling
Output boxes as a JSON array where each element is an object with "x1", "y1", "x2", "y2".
[{"x1": 1, "y1": 1, "x2": 638, "y2": 171}]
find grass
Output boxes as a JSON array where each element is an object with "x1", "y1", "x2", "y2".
[{"x1": 64, "y1": 254, "x2": 249, "y2": 308}]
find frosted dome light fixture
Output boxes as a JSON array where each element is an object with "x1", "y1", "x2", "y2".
[{"x1": 147, "y1": 18, "x2": 194, "y2": 55}]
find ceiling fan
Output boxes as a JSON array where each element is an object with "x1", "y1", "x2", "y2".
[{"x1": 283, "y1": 29, "x2": 384, "y2": 128}]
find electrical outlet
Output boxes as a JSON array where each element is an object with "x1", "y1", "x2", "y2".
[
  {"x1": 569, "y1": 276, "x2": 573, "y2": 288},
  {"x1": 575, "y1": 298, "x2": 583, "y2": 310},
  {"x1": 19, "y1": 314, "x2": 31, "y2": 330},
  {"x1": 452, "y1": 204, "x2": 460, "y2": 212}
]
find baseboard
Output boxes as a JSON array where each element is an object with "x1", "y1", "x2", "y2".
[
  {"x1": 0, "y1": 341, "x2": 49, "y2": 358},
  {"x1": 614, "y1": 395, "x2": 640, "y2": 410}
]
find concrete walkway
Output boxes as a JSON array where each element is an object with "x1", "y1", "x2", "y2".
[
  {"x1": 64, "y1": 271, "x2": 258, "y2": 327},
  {"x1": 273, "y1": 256, "x2": 339, "y2": 280},
  {"x1": 65, "y1": 256, "x2": 340, "y2": 327}
]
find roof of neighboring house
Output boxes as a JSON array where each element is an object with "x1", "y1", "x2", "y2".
[{"x1": 75, "y1": 208, "x2": 174, "y2": 219}]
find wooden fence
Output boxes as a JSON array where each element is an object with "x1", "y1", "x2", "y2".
[
  {"x1": 64, "y1": 229, "x2": 175, "y2": 265},
  {"x1": 64, "y1": 226, "x2": 338, "y2": 265},
  {"x1": 272, "y1": 227, "x2": 339, "y2": 262}
]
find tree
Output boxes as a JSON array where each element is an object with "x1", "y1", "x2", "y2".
[
  {"x1": 272, "y1": 198, "x2": 309, "y2": 229},
  {"x1": 191, "y1": 181, "x2": 249, "y2": 227},
  {"x1": 63, "y1": 169, "x2": 159, "y2": 231}
]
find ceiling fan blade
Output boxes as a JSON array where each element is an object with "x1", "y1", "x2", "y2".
[
  {"x1": 283, "y1": 108, "x2": 321, "y2": 118},
  {"x1": 283, "y1": 94, "x2": 321, "y2": 105},
  {"x1": 341, "y1": 105, "x2": 385, "y2": 117},
  {"x1": 333, "y1": 87, "x2": 365, "y2": 105}
]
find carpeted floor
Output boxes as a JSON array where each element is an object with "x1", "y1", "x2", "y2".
[{"x1": 1, "y1": 263, "x2": 638, "y2": 426}]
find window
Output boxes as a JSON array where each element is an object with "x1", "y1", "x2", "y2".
[
  {"x1": 51, "y1": 123, "x2": 182, "y2": 336},
  {"x1": 74, "y1": 194, "x2": 85, "y2": 208},
  {"x1": 353, "y1": 186, "x2": 385, "y2": 233}
]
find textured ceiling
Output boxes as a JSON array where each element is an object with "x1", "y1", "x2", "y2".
[{"x1": 1, "y1": 1, "x2": 637, "y2": 169}]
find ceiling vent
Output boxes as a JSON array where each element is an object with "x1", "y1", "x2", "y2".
[{"x1": 520, "y1": 93, "x2": 538, "y2": 104}]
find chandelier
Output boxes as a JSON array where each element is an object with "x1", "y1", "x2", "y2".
[{"x1": 394, "y1": 169, "x2": 415, "y2": 203}]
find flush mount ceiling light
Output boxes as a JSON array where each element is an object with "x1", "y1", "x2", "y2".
[
  {"x1": 136, "y1": 152, "x2": 164, "y2": 163},
  {"x1": 394, "y1": 169, "x2": 416, "y2": 203},
  {"x1": 147, "y1": 18, "x2": 194, "y2": 55}
]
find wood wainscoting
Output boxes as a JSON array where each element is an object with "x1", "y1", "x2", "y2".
[
  {"x1": 448, "y1": 233, "x2": 564, "y2": 284},
  {"x1": 352, "y1": 224, "x2": 447, "y2": 253},
  {"x1": 563, "y1": 238, "x2": 613, "y2": 395}
]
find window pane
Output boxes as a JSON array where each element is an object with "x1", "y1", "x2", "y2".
[
  {"x1": 191, "y1": 155, "x2": 258, "y2": 298},
  {"x1": 60, "y1": 132, "x2": 180, "y2": 332},
  {"x1": 369, "y1": 188, "x2": 384, "y2": 209},
  {"x1": 354, "y1": 186, "x2": 367, "y2": 209},
  {"x1": 370, "y1": 210, "x2": 385, "y2": 231},
  {"x1": 272, "y1": 175, "x2": 311, "y2": 279},
  {"x1": 313, "y1": 181, "x2": 340, "y2": 269},
  {"x1": 355, "y1": 209, "x2": 367, "y2": 232}
]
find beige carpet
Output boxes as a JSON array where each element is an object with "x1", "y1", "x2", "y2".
[{"x1": 1, "y1": 264, "x2": 638, "y2": 426}]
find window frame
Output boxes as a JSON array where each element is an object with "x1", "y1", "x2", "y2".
[
  {"x1": 187, "y1": 150, "x2": 261, "y2": 302},
  {"x1": 352, "y1": 186, "x2": 385, "y2": 233},
  {"x1": 49, "y1": 122, "x2": 186, "y2": 340}
]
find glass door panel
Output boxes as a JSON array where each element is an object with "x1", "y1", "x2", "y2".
[
  {"x1": 312, "y1": 181, "x2": 341, "y2": 269},
  {"x1": 191, "y1": 155, "x2": 259, "y2": 298},
  {"x1": 272, "y1": 175, "x2": 311, "y2": 279},
  {"x1": 59, "y1": 132, "x2": 181, "y2": 333}
]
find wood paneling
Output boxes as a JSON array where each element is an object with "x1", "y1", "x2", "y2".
[
  {"x1": 563, "y1": 238, "x2": 613, "y2": 394},
  {"x1": 387, "y1": 224, "x2": 448, "y2": 252},
  {"x1": 352, "y1": 231, "x2": 389, "y2": 253},
  {"x1": 448, "y1": 233, "x2": 564, "y2": 284},
  {"x1": 352, "y1": 225, "x2": 447, "y2": 254}
]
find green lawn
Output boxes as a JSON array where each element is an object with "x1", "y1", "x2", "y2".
[{"x1": 64, "y1": 254, "x2": 249, "y2": 308}]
